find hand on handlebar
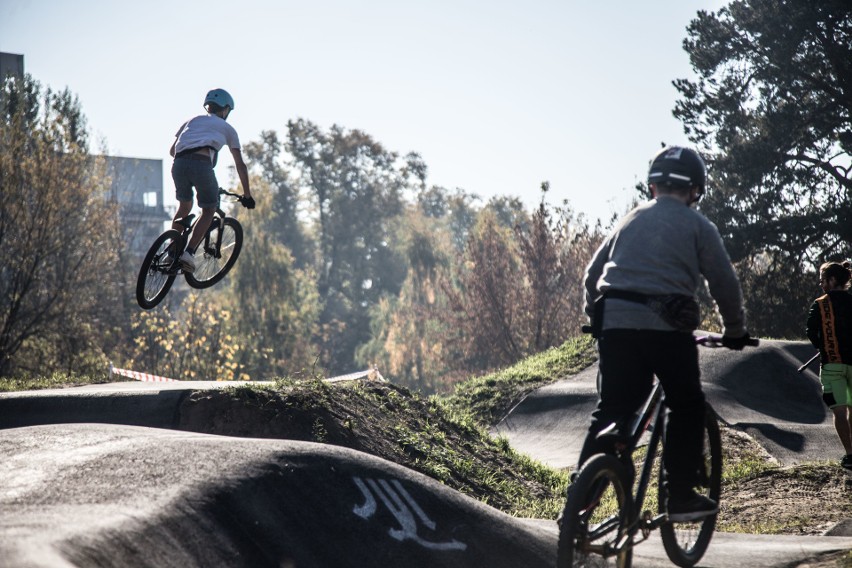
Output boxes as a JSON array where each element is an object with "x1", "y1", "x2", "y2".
[
  {"x1": 241, "y1": 196, "x2": 256, "y2": 209},
  {"x1": 695, "y1": 333, "x2": 759, "y2": 348}
]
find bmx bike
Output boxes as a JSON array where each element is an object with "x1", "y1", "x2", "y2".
[
  {"x1": 556, "y1": 334, "x2": 759, "y2": 568},
  {"x1": 136, "y1": 188, "x2": 250, "y2": 309}
]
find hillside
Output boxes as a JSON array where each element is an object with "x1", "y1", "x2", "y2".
[{"x1": 173, "y1": 355, "x2": 852, "y2": 535}]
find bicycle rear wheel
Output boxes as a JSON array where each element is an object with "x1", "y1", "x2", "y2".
[
  {"x1": 136, "y1": 230, "x2": 180, "y2": 309},
  {"x1": 659, "y1": 403, "x2": 722, "y2": 567},
  {"x1": 557, "y1": 454, "x2": 633, "y2": 568},
  {"x1": 185, "y1": 217, "x2": 243, "y2": 289}
]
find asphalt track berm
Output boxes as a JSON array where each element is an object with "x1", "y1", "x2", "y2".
[
  {"x1": 1, "y1": 337, "x2": 851, "y2": 567},
  {"x1": 495, "y1": 337, "x2": 838, "y2": 469}
]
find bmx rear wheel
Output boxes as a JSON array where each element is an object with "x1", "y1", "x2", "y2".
[{"x1": 136, "y1": 230, "x2": 180, "y2": 309}]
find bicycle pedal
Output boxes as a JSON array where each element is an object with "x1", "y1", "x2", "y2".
[{"x1": 615, "y1": 532, "x2": 632, "y2": 551}]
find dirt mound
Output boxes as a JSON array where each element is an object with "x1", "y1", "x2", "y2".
[
  {"x1": 176, "y1": 380, "x2": 562, "y2": 515},
  {"x1": 172, "y1": 379, "x2": 852, "y2": 536},
  {"x1": 721, "y1": 465, "x2": 852, "y2": 535}
]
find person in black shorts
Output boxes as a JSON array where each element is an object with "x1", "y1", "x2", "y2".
[{"x1": 169, "y1": 88, "x2": 254, "y2": 272}]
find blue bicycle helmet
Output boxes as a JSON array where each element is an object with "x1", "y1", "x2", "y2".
[{"x1": 204, "y1": 88, "x2": 235, "y2": 111}]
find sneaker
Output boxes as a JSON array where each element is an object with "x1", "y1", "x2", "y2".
[
  {"x1": 667, "y1": 491, "x2": 719, "y2": 522},
  {"x1": 841, "y1": 455, "x2": 852, "y2": 471},
  {"x1": 178, "y1": 251, "x2": 195, "y2": 273}
]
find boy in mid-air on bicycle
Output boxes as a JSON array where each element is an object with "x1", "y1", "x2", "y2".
[
  {"x1": 580, "y1": 145, "x2": 751, "y2": 521},
  {"x1": 169, "y1": 88, "x2": 254, "y2": 273}
]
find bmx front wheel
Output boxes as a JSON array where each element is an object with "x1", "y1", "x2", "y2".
[
  {"x1": 557, "y1": 453, "x2": 633, "y2": 568},
  {"x1": 659, "y1": 403, "x2": 722, "y2": 567},
  {"x1": 185, "y1": 217, "x2": 243, "y2": 289}
]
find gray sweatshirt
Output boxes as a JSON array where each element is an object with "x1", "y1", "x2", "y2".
[{"x1": 583, "y1": 196, "x2": 747, "y2": 336}]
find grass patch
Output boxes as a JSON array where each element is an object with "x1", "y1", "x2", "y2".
[
  {"x1": 438, "y1": 335, "x2": 596, "y2": 426},
  {"x1": 0, "y1": 372, "x2": 123, "y2": 392}
]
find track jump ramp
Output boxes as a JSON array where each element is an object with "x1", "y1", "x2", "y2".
[
  {"x1": 0, "y1": 423, "x2": 556, "y2": 568},
  {"x1": 497, "y1": 338, "x2": 837, "y2": 469}
]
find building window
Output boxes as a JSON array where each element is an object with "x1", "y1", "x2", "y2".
[{"x1": 143, "y1": 191, "x2": 158, "y2": 208}]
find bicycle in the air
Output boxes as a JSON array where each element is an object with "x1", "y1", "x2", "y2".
[
  {"x1": 136, "y1": 188, "x2": 251, "y2": 309},
  {"x1": 556, "y1": 334, "x2": 759, "y2": 568}
]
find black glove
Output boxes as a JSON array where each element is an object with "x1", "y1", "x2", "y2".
[
  {"x1": 722, "y1": 333, "x2": 751, "y2": 351},
  {"x1": 242, "y1": 196, "x2": 256, "y2": 209}
]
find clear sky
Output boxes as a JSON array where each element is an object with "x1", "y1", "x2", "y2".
[{"x1": 1, "y1": 0, "x2": 726, "y2": 223}]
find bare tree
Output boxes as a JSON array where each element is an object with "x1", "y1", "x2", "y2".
[{"x1": 442, "y1": 187, "x2": 603, "y2": 372}]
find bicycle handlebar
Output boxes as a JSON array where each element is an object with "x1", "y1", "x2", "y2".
[
  {"x1": 696, "y1": 334, "x2": 760, "y2": 348},
  {"x1": 218, "y1": 188, "x2": 254, "y2": 209},
  {"x1": 580, "y1": 325, "x2": 759, "y2": 349}
]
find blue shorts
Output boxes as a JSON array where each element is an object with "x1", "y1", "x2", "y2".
[
  {"x1": 171, "y1": 156, "x2": 219, "y2": 209},
  {"x1": 820, "y1": 363, "x2": 852, "y2": 408}
]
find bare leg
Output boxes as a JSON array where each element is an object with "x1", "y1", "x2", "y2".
[
  {"x1": 171, "y1": 200, "x2": 193, "y2": 232},
  {"x1": 831, "y1": 405, "x2": 852, "y2": 455},
  {"x1": 187, "y1": 207, "x2": 215, "y2": 252}
]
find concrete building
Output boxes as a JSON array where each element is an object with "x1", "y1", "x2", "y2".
[
  {"x1": 0, "y1": 51, "x2": 170, "y2": 261},
  {"x1": 0, "y1": 52, "x2": 24, "y2": 80},
  {"x1": 104, "y1": 156, "x2": 171, "y2": 260}
]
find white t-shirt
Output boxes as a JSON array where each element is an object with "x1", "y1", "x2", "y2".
[{"x1": 173, "y1": 114, "x2": 240, "y2": 156}]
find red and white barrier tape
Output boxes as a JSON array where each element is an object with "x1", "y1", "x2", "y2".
[
  {"x1": 109, "y1": 363, "x2": 177, "y2": 383},
  {"x1": 107, "y1": 363, "x2": 383, "y2": 384},
  {"x1": 326, "y1": 367, "x2": 386, "y2": 383}
]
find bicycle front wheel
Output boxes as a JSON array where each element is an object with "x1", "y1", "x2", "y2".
[
  {"x1": 185, "y1": 218, "x2": 243, "y2": 289},
  {"x1": 557, "y1": 453, "x2": 633, "y2": 568},
  {"x1": 136, "y1": 230, "x2": 180, "y2": 309},
  {"x1": 659, "y1": 403, "x2": 722, "y2": 567}
]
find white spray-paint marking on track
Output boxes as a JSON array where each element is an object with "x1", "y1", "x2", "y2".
[{"x1": 352, "y1": 476, "x2": 467, "y2": 551}]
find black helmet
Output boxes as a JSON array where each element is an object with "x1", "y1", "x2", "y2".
[{"x1": 647, "y1": 146, "x2": 707, "y2": 199}]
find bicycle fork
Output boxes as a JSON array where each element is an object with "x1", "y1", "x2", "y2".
[{"x1": 199, "y1": 215, "x2": 225, "y2": 259}]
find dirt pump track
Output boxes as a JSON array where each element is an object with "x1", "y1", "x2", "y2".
[{"x1": 1, "y1": 337, "x2": 851, "y2": 567}]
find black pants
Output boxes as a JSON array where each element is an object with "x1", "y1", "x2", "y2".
[{"x1": 578, "y1": 329, "x2": 706, "y2": 495}]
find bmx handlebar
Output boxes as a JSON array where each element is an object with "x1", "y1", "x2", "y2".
[
  {"x1": 797, "y1": 352, "x2": 820, "y2": 373},
  {"x1": 695, "y1": 334, "x2": 760, "y2": 348},
  {"x1": 580, "y1": 325, "x2": 760, "y2": 348},
  {"x1": 218, "y1": 188, "x2": 252, "y2": 208}
]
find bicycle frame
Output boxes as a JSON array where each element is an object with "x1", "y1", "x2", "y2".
[
  {"x1": 136, "y1": 188, "x2": 247, "y2": 309},
  {"x1": 584, "y1": 381, "x2": 667, "y2": 556},
  {"x1": 628, "y1": 381, "x2": 665, "y2": 528},
  {"x1": 620, "y1": 381, "x2": 668, "y2": 549},
  {"x1": 161, "y1": 190, "x2": 240, "y2": 274},
  {"x1": 159, "y1": 214, "x2": 196, "y2": 274},
  {"x1": 197, "y1": 199, "x2": 235, "y2": 260}
]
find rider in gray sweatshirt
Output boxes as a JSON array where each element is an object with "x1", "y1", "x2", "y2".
[
  {"x1": 578, "y1": 145, "x2": 750, "y2": 522},
  {"x1": 583, "y1": 193, "x2": 747, "y2": 336}
]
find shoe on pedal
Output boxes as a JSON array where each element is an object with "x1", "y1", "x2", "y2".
[
  {"x1": 667, "y1": 490, "x2": 719, "y2": 522},
  {"x1": 179, "y1": 250, "x2": 195, "y2": 273}
]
